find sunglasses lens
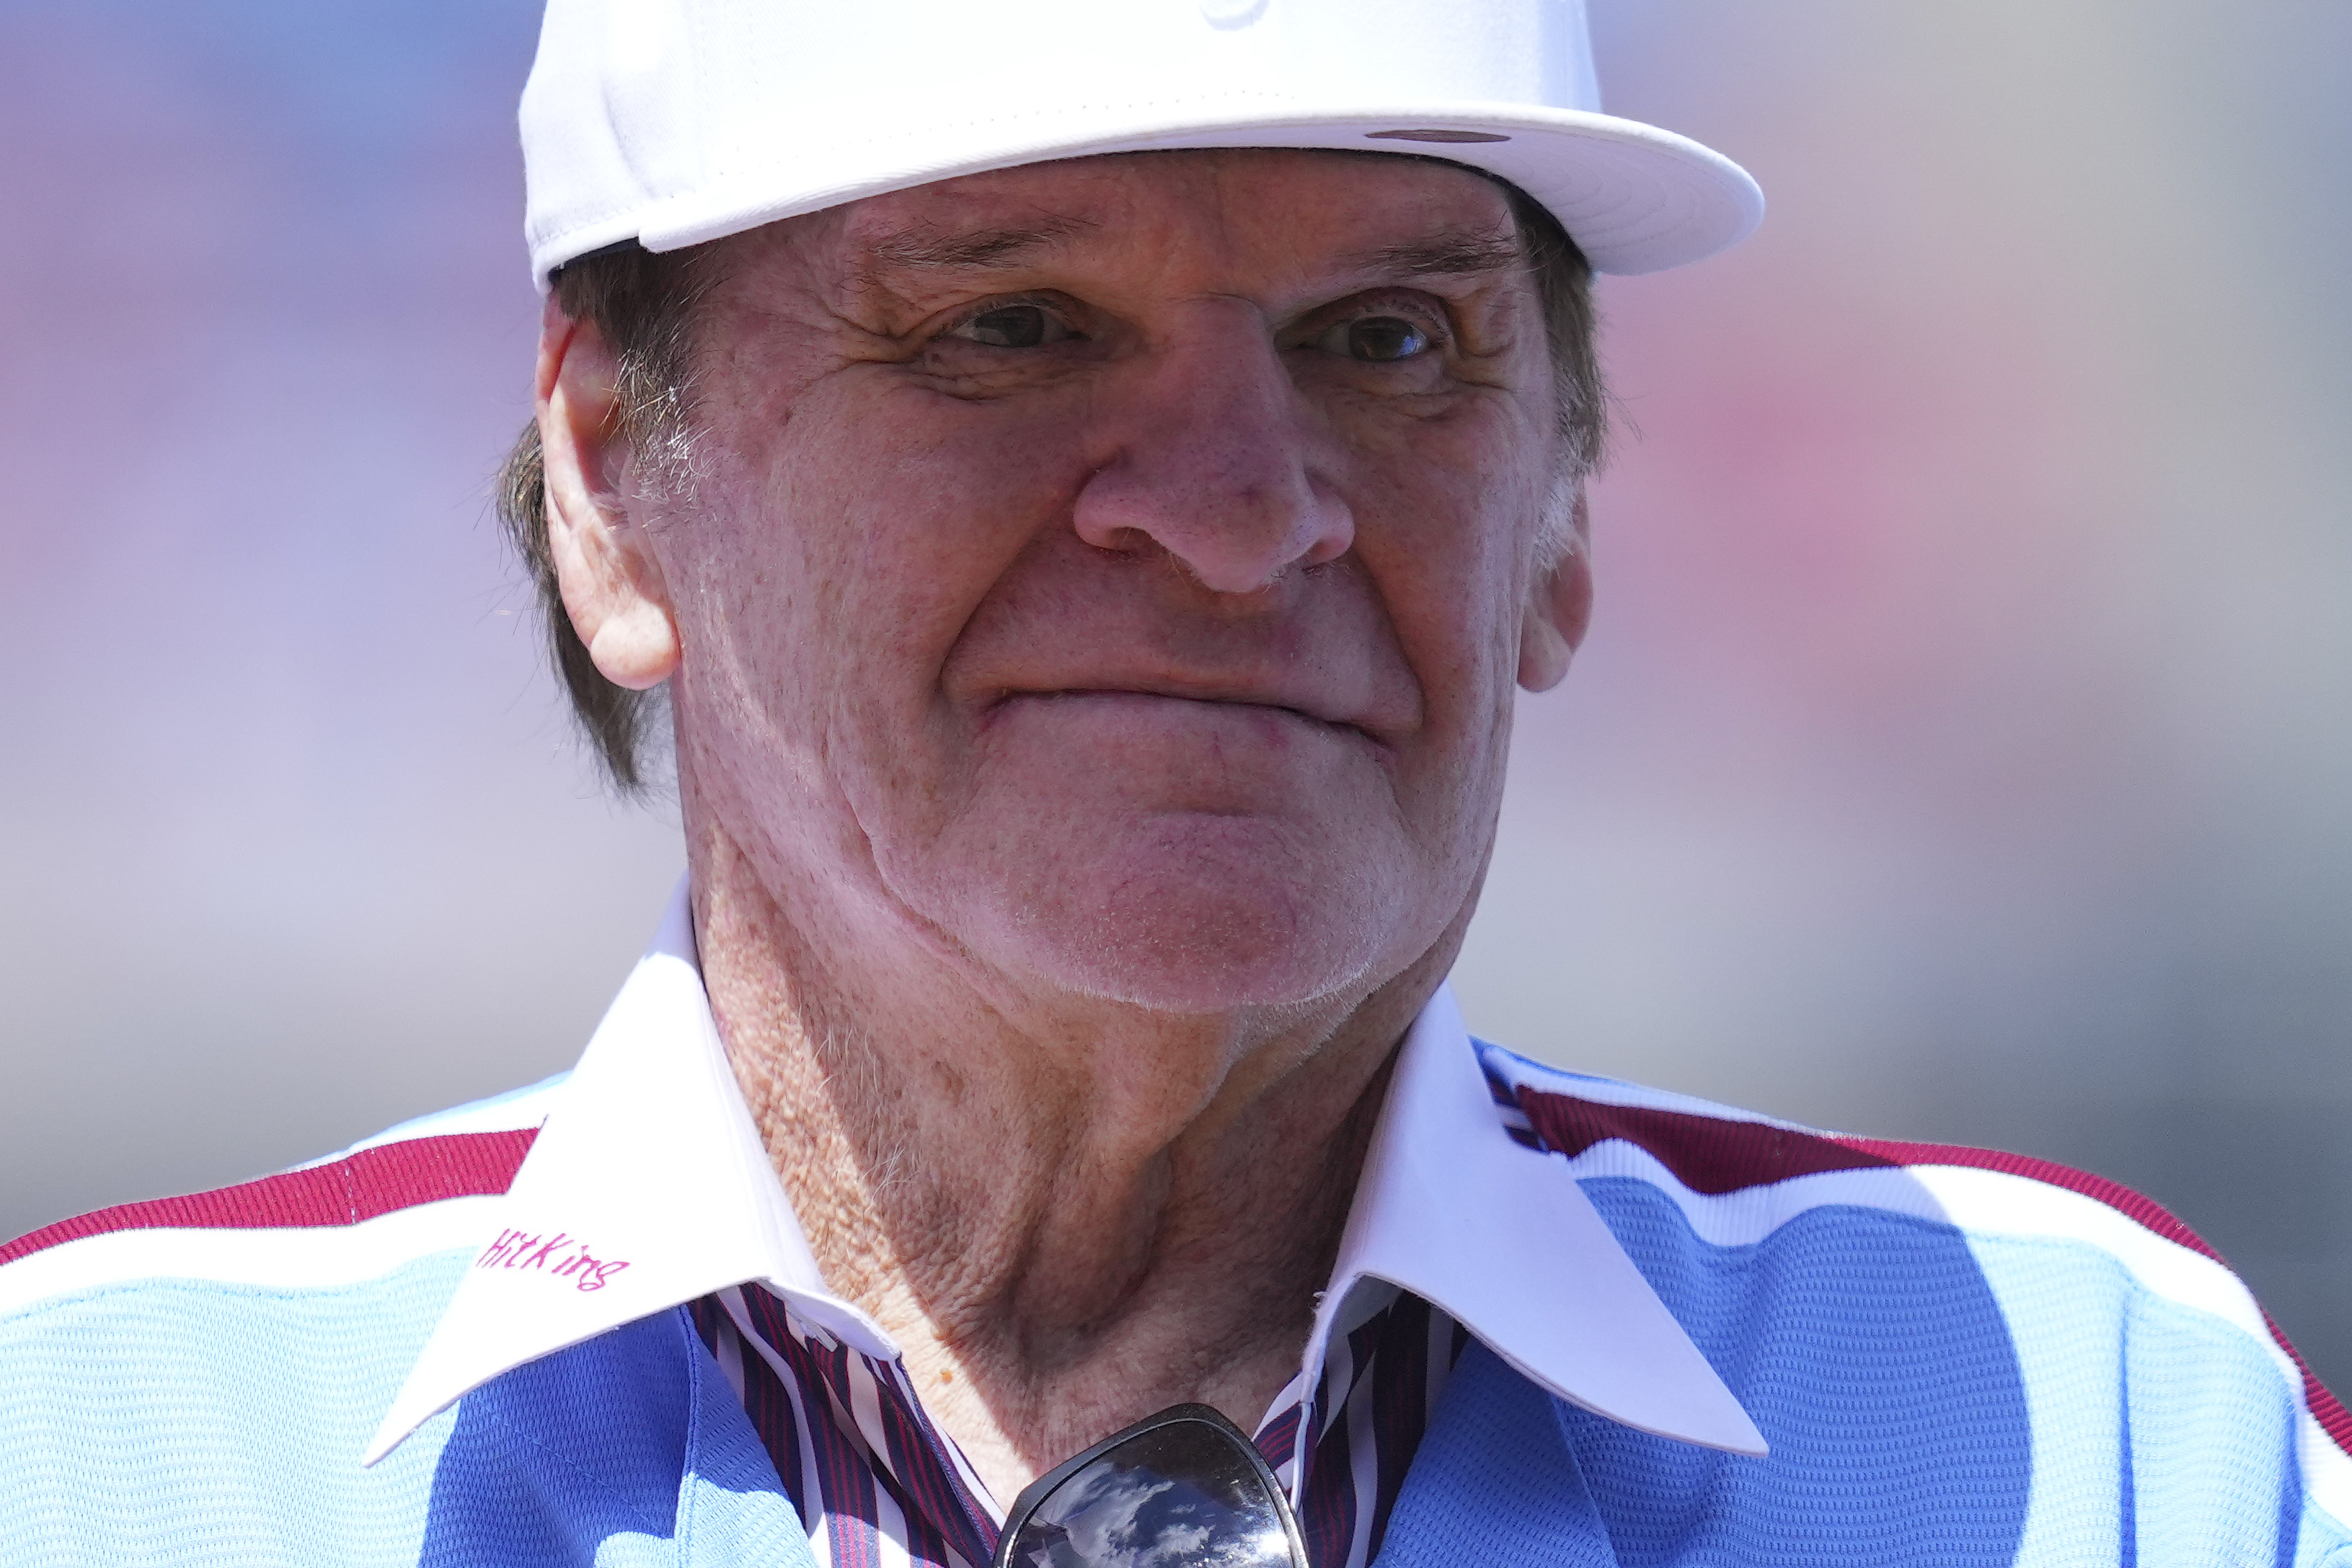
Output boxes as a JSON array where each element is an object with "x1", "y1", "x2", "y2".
[{"x1": 1001, "y1": 1417, "x2": 1299, "y2": 1568}]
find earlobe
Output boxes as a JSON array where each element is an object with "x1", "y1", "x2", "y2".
[
  {"x1": 1516, "y1": 482, "x2": 1593, "y2": 694},
  {"x1": 537, "y1": 303, "x2": 681, "y2": 691}
]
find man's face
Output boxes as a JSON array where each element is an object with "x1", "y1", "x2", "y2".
[{"x1": 609, "y1": 149, "x2": 1581, "y2": 1014}]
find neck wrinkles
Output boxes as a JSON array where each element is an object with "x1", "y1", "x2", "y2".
[{"x1": 684, "y1": 819, "x2": 1439, "y2": 1494}]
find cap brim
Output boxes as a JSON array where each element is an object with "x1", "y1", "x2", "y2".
[
  {"x1": 557, "y1": 103, "x2": 1758, "y2": 284},
  {"x1": 1065, "y1": 104, "x2": 1765, "y2": 276}
]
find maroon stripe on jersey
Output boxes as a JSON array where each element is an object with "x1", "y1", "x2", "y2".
[
  {"x1": 1515, "y1": 1091, "x2": 1898, "y2": 1194},
  {"x1": 1511, "y1": 1084, "x2": 2352, "y2": 1460},
  {"x1": 0, "y1": 1128, "x2": 539, "y2": 1265},
  {"x1": 2263, "y1": 1310, "x2": 2352, "y2": 1458}
]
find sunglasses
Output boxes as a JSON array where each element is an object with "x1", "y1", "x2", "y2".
[{"x1": 992, "y1": 1403, "x2": 1309, "y2": 1568}]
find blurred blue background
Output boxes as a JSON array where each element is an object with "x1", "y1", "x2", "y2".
[{"x1": 3, "y1": 1, "x2": 2348, "y2": 1395}]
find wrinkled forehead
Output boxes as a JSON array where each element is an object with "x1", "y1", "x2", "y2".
[{"x1": 740, "y1": 149, "x2": 1531, "y2": 304}]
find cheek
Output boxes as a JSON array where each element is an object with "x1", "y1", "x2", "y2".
[
  {"x1": 673, "y1": 385, "x2": 1093, "y2": 802},
  {"x1": 1352, "y1": 440, "x2": 1542, "y2": 728}
]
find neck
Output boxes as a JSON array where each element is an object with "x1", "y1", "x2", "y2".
[{"x1": 686, "y1": 826, "x2": 1447, "y2": 1501}]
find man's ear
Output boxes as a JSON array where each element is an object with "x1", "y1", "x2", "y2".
[
  {"x1": 1516, "y1": 480, "x2": 1593, "y2": 694},
  {"x1": 537, "y1": 298, "x2": 681, "y2": 691}
]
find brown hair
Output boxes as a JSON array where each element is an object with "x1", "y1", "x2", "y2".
[{"x1": 496, "y1": 181, "x2": 1604, "y2": 792}]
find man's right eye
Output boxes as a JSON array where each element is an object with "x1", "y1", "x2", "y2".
[{"x1": 948, "y1": 304, "x2": 1076, "y2": 348}]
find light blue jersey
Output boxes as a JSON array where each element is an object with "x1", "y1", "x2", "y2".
[{"x1": 5, "y1": 921, "x2": 2346, "y2": 1565}]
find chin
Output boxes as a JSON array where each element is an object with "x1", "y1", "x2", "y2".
[
  {"x1": 945, "y1": 815, "x2": 1430, "y2": 1014},
  {"x1": 1025, "y1": 921, "x2": 1385, "y2": 1014}
]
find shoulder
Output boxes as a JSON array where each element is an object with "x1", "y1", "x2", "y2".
[
  {"x1": 1472, "y1": 1035, "x2": 2327, "y2": 1378},
  {"x1": 1473, "y1": 1038, "x2": 2352, "y2": 1548},
  {"x1": 1480, "y1": 1035, "x2": 2248, "y2": 1265},
  {"x1": 0, "y1": 1077, "x2": 565, "y2": 1565},
  {"x1": 1, "y1": 1073, "x2": 562, "y2": 1306}
]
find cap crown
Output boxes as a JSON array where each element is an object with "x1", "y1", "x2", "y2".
[{"x1": 522, "y1": 0, "x2": 1758, "y2": 284}]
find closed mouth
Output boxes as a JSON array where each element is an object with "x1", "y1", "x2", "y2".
[{"x1": 988, "y1": 688, "x2": 1387, "y2": 750}]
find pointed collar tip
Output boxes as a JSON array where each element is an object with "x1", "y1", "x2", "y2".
[
  {"x1": 1590, "y1": 1391, "x2": 1768, "y2": 1458},
  {"x1": 360, "y1": 1409, "x2": 430, "y2": 1470}
]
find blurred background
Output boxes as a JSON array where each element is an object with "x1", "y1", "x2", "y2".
[{"x1": 2, "y1": 1, "x2": 2346, "y2": 1392}]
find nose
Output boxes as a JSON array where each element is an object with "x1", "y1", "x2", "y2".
[{"x1": 1071, "y1": 304, "x2": 1353, "y2": 595}]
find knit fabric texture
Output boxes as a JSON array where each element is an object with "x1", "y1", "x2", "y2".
[{"x1": 4, "y1": 1044, "x2": 2349, "y2": 1565}]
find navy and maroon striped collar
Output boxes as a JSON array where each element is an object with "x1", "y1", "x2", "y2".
[{"x1": 367, "y1": 881, "x2": 1761, "y2": 1467}]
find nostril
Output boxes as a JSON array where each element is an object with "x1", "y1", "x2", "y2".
[
  {"x1": 1084, "y1": 523, "x2": 1157, "y2": 558},
  {"x1": 1072, "y1": 472, "x2": 1353, "y2": 595}
]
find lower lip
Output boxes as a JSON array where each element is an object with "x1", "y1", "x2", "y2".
[{"x1": 989, "y1": 690, "x2": 1379, "y2": 752}]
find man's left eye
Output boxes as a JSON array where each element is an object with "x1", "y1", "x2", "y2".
[
  {"x1": 947, "y1": 304, "x2": 1076, "y2": 348},
  {"x1": 1318, "y1": 314, "x2": 1433, "y2": 363}
]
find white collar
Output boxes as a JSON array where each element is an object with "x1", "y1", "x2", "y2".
[{"x1": 366, "y1": 885, "x2": 1762, "y2": 1466}]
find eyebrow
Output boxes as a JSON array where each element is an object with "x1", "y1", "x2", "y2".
[
  {"x1": 857, "y1": 216, "x2": 1099, "y2": 281},
  {"x1": 849, "y1": 214, "x2": 1524, "y2": 291},
  {"x1": 1340, "y1": 225, "x2": 1526, "y2": 283}
]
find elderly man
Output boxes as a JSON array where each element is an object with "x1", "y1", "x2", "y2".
[{"x1": 4, "y1": 1, "x2": 2346, "y2": 1564}]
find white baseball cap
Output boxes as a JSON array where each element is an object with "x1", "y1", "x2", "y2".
[{"x1": 520, "y1": 0, "x2": 1762, "y2": 289}]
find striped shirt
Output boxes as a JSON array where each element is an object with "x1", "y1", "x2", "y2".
[{"x1": 688, "y1": 1280, "x2": 1471, "y2": 1568}]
